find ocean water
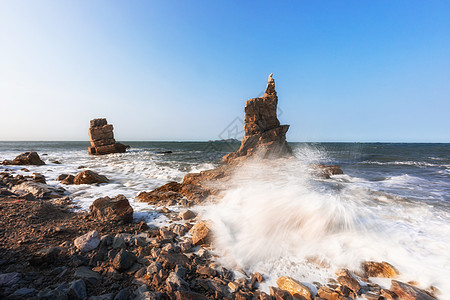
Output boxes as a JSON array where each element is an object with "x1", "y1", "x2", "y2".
[{"x1": 1, "y1": 142, "x2": 449, "y2": 296}]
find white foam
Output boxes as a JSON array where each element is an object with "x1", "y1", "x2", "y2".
[{"x1": 205, "y1": 154, "x2": 450, "y2": 297}]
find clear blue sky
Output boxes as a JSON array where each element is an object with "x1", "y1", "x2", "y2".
[{"x1": 1, "y1": 1, "x2": 449, "y2": 142}]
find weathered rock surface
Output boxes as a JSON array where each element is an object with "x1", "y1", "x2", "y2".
[
  {"x1": 74, "y1": 230, "x2": 101, "y2": 252},
  {"x1": 88, "y1": 118, "x2": 129, "y2": 155},
  {"x1": 276, "y1": 276, "x2": 312, "y2": 299},
  {"x1": 190, "y1": 221, "x2": 211, "y2": 245},
  {"x1": 390, "y1": 280, "x2": 436, "y2": 300},
  {"x1": 136, "y1": 182, "x2": 183, "y2": 205},
  {"x1": 362, "y1": 261, "x2": 399, "y2": 278},
  {"x1": 73, "y1": 170, "x2": 109, "y2": 185},
  {"x1": 2, "y1": 151, "x2": 45, "y2": 165},
  {"x1": 90, "y1": 194, "x2": 134, "y2": 223},
  {"x1": 311, "y1": 164, "x2": 344, "y2": 179},
  {"x1": 223, "y1": 74, "x2": 293, "y2": 163},
  {"x1": 11, "y1": 181, "x2": 64, "y2": 199}
]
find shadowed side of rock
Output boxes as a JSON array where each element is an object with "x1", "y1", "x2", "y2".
[
  {"x1": 223, "y1": 73, "x2": 293, "y2": 164},
  {"x1": 88, "y1": 118, "x2": 129, "y2": 155},
  {"x1": 2, "y1": 151, "x2": 45, "y2": 166}
]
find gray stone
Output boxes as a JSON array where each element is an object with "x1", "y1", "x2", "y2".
[
  {"x1": 113, "y1": 287, "x2": 130, "y2": 300},
  {"x1": 69, "y1": 279, "x2": 87, "y2": 300},
  {"x1": 112, "y1": 236, "x2": 126, "y2": 249},
  {"x1": 74, "y1": 266, "x2": 101, "y2": 285},
  {"x1": 74, "y1": 230, "x2": 100, "y2": 252},
  {"x1": 11, "y1": 287, "x2": 37, "y2": 297},
  {"x1": 112, "y1": 249, "x2": 135, "y2": 271},
  {"x1": 166, "y1": 271, "x2": 190, "y2": 291},
  {"x1": 0, "y1": 272, "x2": 21, "y2": 287},
  {"x1": 37, "y1": 288, "x2": 68, "y2": 300}
]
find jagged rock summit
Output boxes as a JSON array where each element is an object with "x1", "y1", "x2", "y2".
[
  {"x1": 88, "y1": 118, "x2": 129, "y2": 155},
  {"x1": 223, "y1": 73, "x2": 293, "y2": 163}
]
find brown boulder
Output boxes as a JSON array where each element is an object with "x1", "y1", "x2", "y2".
[
  {"x1": 181, "y1": 184, "x2": 210, "y2": 203},
  {"x1": 136, "y1": 181, "x2": 183, "y2": 205},
  {"x1": 57, "y1": 174, "x2": 75, "y2": 184},
  {"x1": 190, "y1": 221, "x2": 211, "y2": 245},
  {"x1": 223, "y1": 74, "x2": 292, "y2": 163},
  {"x1": 390, "y1": 280, "x2": 436, "y2": 300},
  {"x1": 88, "y1": 118, "x2": 129, "y2": 155},
  {"x1": 89, "y1": 194, "x2": 133, "y2": 223},
  {"x1": 362, "y1": 261, "x2": 399, "y2": 278},
  {"x1": 2, "y1": 151, "x2": 45, "y2": 166},
  {"x1": 73, "y1": 170, "x2": 109, "y2": 185},
  {"x1": 311, "y1": 164, "x2": 344, "y2": 179},
  {"x1": 276, "y1": 276, "x2": 313, "y2": 300}
]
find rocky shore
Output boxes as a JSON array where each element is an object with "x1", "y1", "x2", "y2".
[{"x1": 0, "y1": 75, "x2": 441, "y2": 299}]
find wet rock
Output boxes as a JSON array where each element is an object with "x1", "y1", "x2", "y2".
[
  {"x1": 181, "y1": 184, "x2": 210, "y2": 203},
  {"x1": 228, "y1": 281, "x2": 239, "y2": 292},
  {"x1": 2, "y1": 151, "x2": 45, "y2": 165},
  {"x1": 221, "y1": 267, "x2": 234, "y2": 281},
  {"x1": 69, "y1": 279, "x2": 87, "y2": 299},
  {"x1": 310, "y1": 164, "x2": 344, "y2": 179},
  {"x1": 74, "y1": 230, "x2": 101, "y2": 252},
  {"x1": 362, "y1": 261, "x2": 399, "y2": 278},
  {"x1": 136, "y1": 182, "x2": 183, "y2": 205},
  {"x1": 317, "y1": 286, "x2": 342, "y2": 299},
  {"x1": 361, "y1": 291, "x2": 382, "y2": 300},
  {"x1": 0, "y1": 272, "x2": 21, "y2": 287},
  {"x1": 73, "y1": 170, "x2": 109, "y2": 185},
  {"x1": 88, "y1": 118, "x2": 129, "y2": 155},
  {"x1": 381, "y1": 289, "x2": 398, "y2": 300},
  {"x1": 178, "y1": 209, "x2": 196, "y2": 220},
  {"x1": 390, "y1": 280, "x2": 436, "y2": 300},
  {"x1": 112, "y1": 249, "x2": 136, "y2": 271},
  {"x1": 90, "y1": 194, "x2": 133, "y2": 223},
  {"x1": 223, "y1": 74, "x2": 292, "y2": 163},
  {"x1": 190, "y1": 221, "x2": 211, "y2": 245},
  {"x1": 60, "y1": 175, "x2": 75, "y2": 185},
  {"x1": 270, "y1": 286, "x2": 293, "y2": 300},
  {"x1": 33, "y1": 173, "x2": 46, "y2": 183},
  {"x1": 253, "y1": 272, "x2": 264, "y2": 283},
  {"x1": 276, "y1": 276, "x2": 313, "y2": 300},
  {"x1": 337, "y1": 274, "x2": 361, "y2": 294}
]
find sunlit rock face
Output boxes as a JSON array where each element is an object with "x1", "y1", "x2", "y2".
[
  {"x1": 223, "y1": 73, "x2": 292, "y2": 164},
  {"x1": 88, "y1": 118, "x2": 129, "y2": 155}
]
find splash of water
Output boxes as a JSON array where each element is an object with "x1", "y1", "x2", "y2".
[{"x1": 206, "y1": 146, "x2": 450, "y2": 296}]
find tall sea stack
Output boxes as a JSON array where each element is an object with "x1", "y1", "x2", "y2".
[
  {"x1": 223, "y1": 73, "x2": 292, "y2": 163},
  {"x1": 88, "y1": 118, "x2": 129, "y2": 155}
]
